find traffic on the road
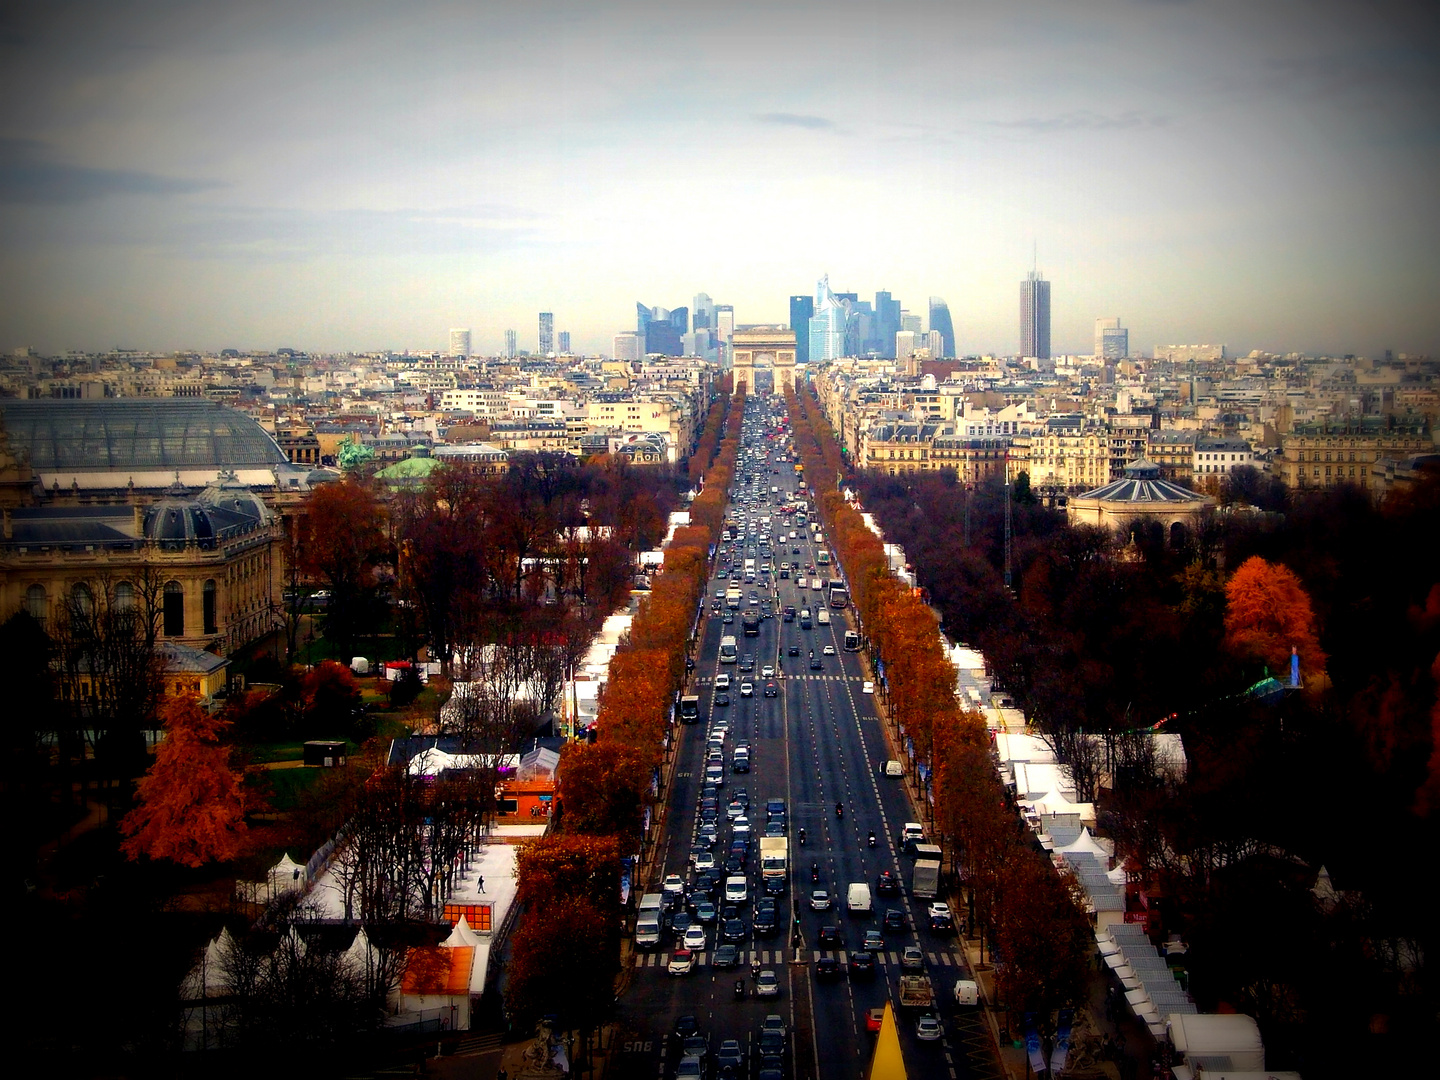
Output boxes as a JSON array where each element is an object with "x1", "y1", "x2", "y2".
[{"x1": 614, "y1": 392, "x2": 992, "y2": 1080}]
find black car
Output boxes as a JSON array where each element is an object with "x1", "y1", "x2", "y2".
[
  {"x1": 675, "y1": 1015, "x2": 699, "y2": 1041},
  {"x1": 788, "y1": 644, "x2": 801, "y2": 657},
  {"x1": 763, "y1": 681, "x2": 778, "y2": 698},
  {"x1": 817, "y1": 925, "x2": 842, "y2": 948},
  {"x1": 763, "y1": 875, "x2": 786, "y2": 897},
  {"x1": 883, "y1": 908, "x2": 907, "y2": 931},
  {"x1": 876, "y1": 870, "x2": 901, "y2": 897},
  {"x1": 814, "y1": 956, "x2": 843, "y2": 981},
  {"x1": 758, "y1": 1030, "x2": 786, "y2": 1057},
  {"x1": 809, "y1": 654, "x2": 822, "y2": 670},
  {"x1": 754, "y1": 902, "x2": 777, "y2": 935},
  {"x1": 712, "y1": 943, "x2": 740, "y2": 968},
  {"x1": 715, "y1": 691, "x2": 730, "y2": 707},
  {"x1": 721, "y1": 918, "x2": 746, "y2": 943},
  {"x1": 848, "y1": 950, "x2": 877, "y2": 978}
]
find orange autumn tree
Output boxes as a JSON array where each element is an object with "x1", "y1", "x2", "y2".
[
  {"x1": 1223, "y1": 555, "x2": 1327, "y2": 681},
  {"x1": 121, "y1": 696, "x2": 247, "y2": 867}
]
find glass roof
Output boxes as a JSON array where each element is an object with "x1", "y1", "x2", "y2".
[{"x1": 0, "y1": 399, "x2": 288, "y2": 471}]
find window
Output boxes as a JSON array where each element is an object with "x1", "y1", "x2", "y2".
[
  {"x1": 114, "y1": 581, "x2": 134, "y2": 612},
  {"x1": 71, "y1": 583, "x2": 93, "y2": 617},
  {"x1": 25, "y1": 584, "x2": 47, "y2": 625},
  {"x1": 203, "y1": 579, "x2": 217, "y2": 635},
  {"x1": 164, "y1": 581, "x2": 185, "y2": 636}
]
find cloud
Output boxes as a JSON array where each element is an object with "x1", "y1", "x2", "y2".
[
  {"x1": 752, "y1": 112, "x2": 837, "y2": 131},
  {"x1": 0, "y1": 138, "x2": 223, "y2": 204},
  {"x1": 987, "y1": 110, "x2": 1171, "y2": 134}
]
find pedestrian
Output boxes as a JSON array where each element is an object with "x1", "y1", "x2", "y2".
[{"x1": 478, "y1": 874, "x2": 485, "y2": 893}]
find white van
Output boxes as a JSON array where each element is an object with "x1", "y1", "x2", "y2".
[
  {"x1": 715, "y1": 673, "x2": 731, "y2": 690},
  {"x1": 846, "y1": 882, "x2": 873, "y2": 915},
  {"x1": 725, "y1": 875, "x2": 749, "y2": 905},
  {"x1": 953, "y1": 979, "x2": 979, "y2": 1007},
  {"x1": 817, "y1": 609, "x2": 831, "y2": 625}
]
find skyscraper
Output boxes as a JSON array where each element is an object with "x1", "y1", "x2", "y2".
[
  {"x1": 807, "y1": 275, "x2": 846, "y2": 363},
  {"x1": 635, "y1": 302, "x2": 688, "y2": 356},
  {"x1": 505, "y1": 329, "x2": 517, "y2": 358},
  {"x1": 714, "y1": 305, "x2": 735, "y2": 365},
  {"x1": 448, "y1": 328, "x2": 471, "y2": 357},
  {"x1": 1094, "y1": 318, "x2": 1128, "y2": 360},
  {"x1": 613, "y1": 332, "x2": 641, "y2": 361},
  {"x1": 1020, "y1": 272, "x2": 1051, "y2": 359},
  {"x1": 789, "y1": 294, "x2": 814, "y2": 364},
  {"x1": 927, "y1": 298, "x2": 955, "y2": 358},
  {"x1": 875, "y1": 291, "x2": 901, "y2": 359},
  {"x1": 900, "y1": 311, "x2": 922, "y2": 334},
  {"x1": 558, "y1": 331, "x2": 571, "y2": 354},
  {"x1": 538, "y1": 312, "x2": 555, "y2": 355},
  {"x1": 693, "y1": 293, "x2": 715, "y2": 331}
]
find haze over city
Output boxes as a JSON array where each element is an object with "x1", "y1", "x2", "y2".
[{"x1": 1, "y1": 0, "x2": 1437, "y2": 357}]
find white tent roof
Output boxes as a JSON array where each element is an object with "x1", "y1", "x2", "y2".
[
  {"x1": 1057, "y1": 828, "x2": 1110, "y2": 859},
  {"x1": 181, "y1": 927, "x2": 234, "y2": 999},
  {"x1": 443, "y1": 915, "x2": 482, "y2": 949}
]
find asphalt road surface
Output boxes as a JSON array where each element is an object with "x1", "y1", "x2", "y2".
[{"x1": 613, "y1": 395, "x2": 998, "y2": 1080}]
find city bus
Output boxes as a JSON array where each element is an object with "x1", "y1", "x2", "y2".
[
  {"x1": 828, "y1": 579, "x2": 849, "y2": 609},
  {"x1": 719, "y1": 635, "x2": 738, "y2": 663}
]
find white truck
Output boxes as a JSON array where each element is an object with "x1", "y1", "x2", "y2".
[
  {"x1": 911, "y1": 859, "x2": 942, "y2": 900},
  {"x1": 899, "y1": 974, "x2": 934, "y2": 1009},
  {"x1": 760, "y1": 836, "x2": 788, "y2": 884},
  {"x1": 636, "y1": 892, "x2": 664, "y2": 950},
  {"x1": 846, "y1": 882, "x2": 873, "y2": 915}
]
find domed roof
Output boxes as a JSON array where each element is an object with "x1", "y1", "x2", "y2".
[
  {"x1": 197, "y1": 470, "x2": 272, "y2": 524},
  {"x1": 1074, "y1": 457, "x2": 1206, "y2": 504},
  {"x1": 145, "y1": 494, "x2": 216, "y2": 546}
]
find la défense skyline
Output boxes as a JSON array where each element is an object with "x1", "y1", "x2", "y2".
[{"x1": 0, "y1": 1, "x2": 1436, "y2": 359}]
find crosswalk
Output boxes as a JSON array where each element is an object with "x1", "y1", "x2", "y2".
[{"x1": 634, "y1": 947, "x2": 963, "y2": 968}]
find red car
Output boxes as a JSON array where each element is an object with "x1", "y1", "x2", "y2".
[{"x1": 867, "y1": 1007, "x2": 885, "y2": 1034}]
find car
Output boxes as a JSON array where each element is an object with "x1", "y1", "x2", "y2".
[
  {"x1": 866, "y1": 1007, "x2": 885, "y2": 1034},
  {"x1": 675, "y1": 1053, "x2": 704, "y2": 1078},
  {"x1": 761, "y1": 1014, "x2": 787, "y2": 1040},
  {"x1": 809, "y1": 888, "x2": 831, "y2": 911},
  {"x1": 716, "y1": 1039, "x2": 744, "y2": 1071},
  {"x1": 757, "y1": 1028, "x2": 785, "y2": 1056},
  {"x1": 714, "y1": 691, "x2": 730, "y2": 707},
  {"x1": 916, "y1": 1013, "x2": 943, "y2": 1041},
  {"x1": 848, "y1": 950, "x2": 876, "y2": 978},
  {"x1": 929, "y1": 901, "x2": 954, "y2": 931},
  {"x1": 694, "y1": 900, "x2": 717, "y2": 924},
  {"x1": 682, "y1": 1034, "x2": 708, "y2": 1062},
  {"x1": 727, "y1": 799, "x2": 745, "y2": 819},
  {"x1": 763, "y1": 820, "x2": 784, "y2": 837},
  {"x1": 863, "y1": 930, "x2": 885, "y2": 952},
  {"x1": 761, "y1": 665, "x2": 775, "y2": 678},
  {"x1": 901, "y1": 945, "x2": 925, "y2": 970},
  {"x1": 711, "y1": 717, "x2": 730, "y2": 733},
  {"x1": 668, "y1": 949, "x2": 695, "y2": 975},
  {"x1": 732, "y1": 815, "x2": 752, "y2": 835},
  {"x1": 814, "y1": 956, "x2": 843, "y2": 980},
  {"x1": 663, "y1": 874, "x2": 685, "y2": 902},
  {"x1": 822, "y1": 644, "x2": 835, "y2": 656},
  {"x1": 876, "y1": 870, "x2": 900, "y2": 897},
  {"x1": 732, "y1": 754, "x2": 750, "y2": 774},
  {"x1": 817, "y1": 925, "x2": 842, "y2": 947},
  {"x1": 740, "y1": 655, "x2": 755, "y2": 671},
  {"x1": 809, "y1": 655, "x2": 822, "y2": 670},
  {"x1": 683, "y1": 924, "x2": 707, "y2": 950},
  {"x1": 740, "y1": 683, "x2": 753, "y2": 697},
  {"x1": 712, "y1": 943, "x2": 740, "y2": 968},
  {"x1": 884, "y1": 908, "x2": 907, "y2": 931},
  {"x1": 697, "y1": 824, "x2": 718, "y2": 847},
  {"x1": 763, "y1": 875, "x2": 786, "y2": 897},
  {"x1": 788, "y1": 644, "x2": 801, "y2": 656},
  {"x1": 763, "y1": 681, "x2": 778, "y2": 698},
  {"x1": 862, "y1": 680, "x2": 874, "y2": 694},
  {"x1": 756, "y1": 969, "x2": 780, "y2": 997},
  {"x1": 765, "y1": 798, "x2": 786, "y2": 818},
  {"x1": 674, "y1": 1015, "x2": 699, "y2": 1040},
  {"x1": 721, "y1": 917, "x2": 746, "y2": 943},
  {"x1": 723, "y1": 611, "x2": 734, "y2": 624}
]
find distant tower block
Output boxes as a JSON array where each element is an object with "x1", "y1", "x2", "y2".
[{"x1": 730, "y1": 326, "x2": 797, "y2": 395}]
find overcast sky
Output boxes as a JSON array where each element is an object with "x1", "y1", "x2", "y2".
[{"x1": 0, "y1": 0, "x2": 1436, "y2": 358}]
